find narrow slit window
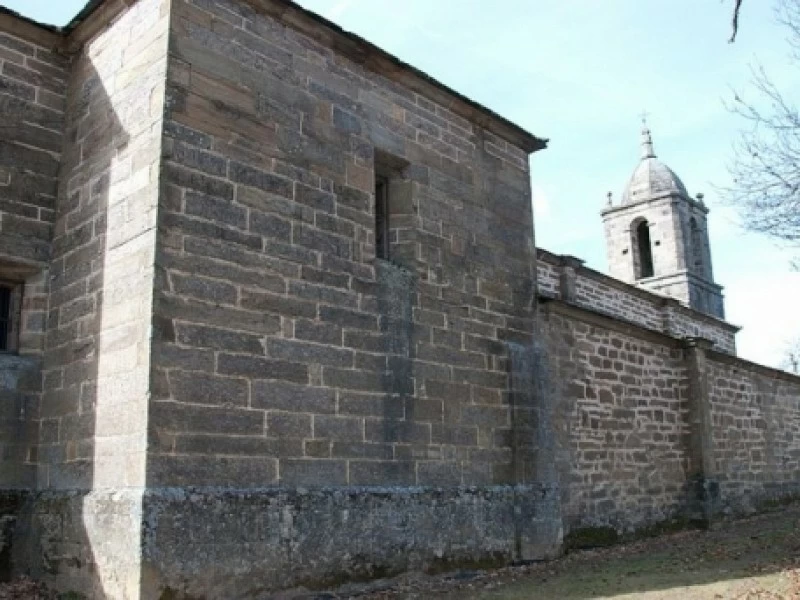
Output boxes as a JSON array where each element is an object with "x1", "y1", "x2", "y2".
[
  {"x1": 690, "y1": 217, "x2": 704, "y2": 275},
  {"x1": 637, "y1": 220, "x2": 654, "y2": 278},
  {"x1": 0, "y1": 285, "x2": 12, "y2": 352},
  {"x1": 375, "y1": 175, "x2": 390, "y2": 260}
]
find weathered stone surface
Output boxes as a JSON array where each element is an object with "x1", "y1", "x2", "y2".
[
  {"x1": 0, "y1": 0, "x2": 798, "y2": 598},
  {"x1": 137, "y1": 485, "x2": 561, "y2": 597}
]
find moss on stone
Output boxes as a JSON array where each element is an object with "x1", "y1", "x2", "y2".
[
  {"x1": 628, "y1": 516, "x2": 697, "y2": 540},
  {"x1": 424, "y1": 551, "x2": 510, "y2": 576},
  {"x1": 566, "y1": 517, "x2": 701, "y2": 552},
  {"x1": 564, "y1": 526, "x2": 619, "y2": 550}
]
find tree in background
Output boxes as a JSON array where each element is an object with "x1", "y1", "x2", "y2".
[
  {"x1": 725, "y1": 0, "x2": 800, "y2": 267},
  {"x1": 781, "y1": 339, "x2": 800, "y2": 373},
  {"x1": 731, "y1": 0, "x2": 744, "y2": 41}
]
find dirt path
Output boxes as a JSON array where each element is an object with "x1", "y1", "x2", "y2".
[{"x1": 348, "y1": 505, "x2": 800, "y2": 600}]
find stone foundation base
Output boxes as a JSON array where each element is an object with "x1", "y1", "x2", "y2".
[
  {"x1": 141, "y1": 485, "x2": 562, "y2": 598},
  {"x1": 12, "y1": 489, "x2": 143, "y2": 599},
  {"x1": 7, "y1": 485, "x2": 562, "y2": 599}
]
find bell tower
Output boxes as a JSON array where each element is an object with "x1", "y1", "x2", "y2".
[{"x1": 601, "y1": 121, "x2": 725, "y2": 319}]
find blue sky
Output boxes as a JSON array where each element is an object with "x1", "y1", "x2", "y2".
[{"x1": 3, "y1": 0, "x2": 800, "y2": 367}]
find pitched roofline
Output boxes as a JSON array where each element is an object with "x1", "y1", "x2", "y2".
[
  {"x1": 0, "y1": 5, "x2": 64, "y2": 47},
  {"x1": 1, "y1": 0, "x2": 548, "y2": 154},
  {"x1": 0, "y1": 5, "x2": 59, "y2": 33},
  {"x1": 63, "y1": 0, "x2": 108, "y2": 32}
]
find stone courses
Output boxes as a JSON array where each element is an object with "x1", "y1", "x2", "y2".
[
  {"x1": 38, "y1": 0, "x2": 168, "y2": 492},
  {"x1": 0, "y1": 0, "x2": 798, "y2": 596},
  {"x1": 574, "y1": 276, "x2": 663, "y2": 330},
  {"x1": 666, "y1": 306, "x2": 735, "y2": 355},
  {"x1": 536, "y1": 260, "x2": 559, "y2": 297},
  {"x1": 707, "y1": 358, "x2": 800, "y2": 510},
  {"x1": 15, "y1": 1, "x2": 170, "y2": 597},
  {"x1": 0, "y1": 28, "x2": 68, "y2": 489},
  {"x1": 537, "y1": 249, "x2": 736, "y2": 355},
  {"x1": 0, "y1": 29, "x2": 67, "y2": 267},
  {"x1": 149, "y1": 0, "x2": 538, "y2": 490},
  {"x1": 0, "y1": 354, "x2": 40, "y2": 487},
  {"x1": 542, "y1": 309, "x2": 690, "y2": 531}
]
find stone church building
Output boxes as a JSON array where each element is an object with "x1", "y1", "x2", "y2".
[{"x1": 0, "y1": 0, "x2": 797, "y2": 597}]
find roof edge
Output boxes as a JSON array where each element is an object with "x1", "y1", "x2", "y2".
[
  {"x1": 1, "y1": 0, "x2": 548, "y2": 154},
  {"x1": 64, "y1": 0, "x2": 107, "y2": 33},
  {"x1": 255, "y1": 0, "x2": 547, "y2": 154},
  {"x1": 0, "y1": 6, "x2": 65, "y2": 47}
]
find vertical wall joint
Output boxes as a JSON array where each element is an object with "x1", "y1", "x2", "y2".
[{"x1": 684, "y1": 336, "x2": 718, "y2": 525}]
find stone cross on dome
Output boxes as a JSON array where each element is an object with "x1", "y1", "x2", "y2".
[{"x1": 639, "y1": 111, "x2": 656, "y2": 159}]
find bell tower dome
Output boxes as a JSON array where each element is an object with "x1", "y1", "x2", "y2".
[{"x1": 601, "y1": 121, "x2": 725, "y2": 319}]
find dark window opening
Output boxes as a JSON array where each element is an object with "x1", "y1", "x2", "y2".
[
  {"x1": 636, "y1": 220, "x2": 654, "y2": 279},
  {"x1": 375, "y1": 175, "x2": 390, "y2": 260},
  {"x1": 0, "y1": 286, "x2": 10, "y2": 351},
  {"x1": 690, "y1": 217, "x2": 704, "y2": 275},
  {"x1": 373, "y1": 150, "x2": 411, "y2": 266},
  {"x1": 0, "y1": 283, "x2": 20, "y2": 353}
]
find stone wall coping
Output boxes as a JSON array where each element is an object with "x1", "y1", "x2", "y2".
[
  {"x1": 536, "y1": 248, "x2": 741, "y2": 333},
  {"x1": 543, "y1": 294, "x2": 800, "y2": 383},
  {"x1": 0, "y1": 0, "x2": 548, "y2": 155},
  {"x1": 538, "y1": 295, "x2": 685, "y2": 349},
  {"x1": 707, "y1": 347, "x2": 800, "y2": 384}
]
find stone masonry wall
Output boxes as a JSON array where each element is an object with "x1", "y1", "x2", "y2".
[
  {"x1": 707, "y1": 355, "x2": 800, "y2": 512},
  {"x1": 21, "y1": 0, "x2": 170, "y2": 597},
  {"x1": 0, "y1": 21, "x2": 67, "y2": 267},
  {"x1": 541, "y1": 304, "x2": 691, "y2": 532},
  {"x1": 39, "y1": 0, "x2": 168, "y2": 492},
  {"x1": 3, "y1": 0, "x2": 800, "y2": 597},
  {"x1": 0, "y1": 354, "x2": 39, "y2": 488},
  {"x1": 138, "y1": 0, "x2": 562, "y2": 591},
  {"x1": 140, "y1": 483, "x2": 560, "y2": 597},
  {"x1": 541, "y1": 295, "x2": 800, "y2": 535},
  {"x1": 664, "y1": 304, "x2": 733, "y2": 355},
  {"x1": 0, "y1": 18, "x2": 69, "y2": 491},
  {"x1": 537, "y1": 249, "x2": 736, "y2": 355},
  {"x1": 151, "y1": 0, "x2": 539, "y2": 489}
]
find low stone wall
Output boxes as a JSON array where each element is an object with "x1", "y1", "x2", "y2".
[
  {"x1": 138, "y1": 485, "x2": 562, "y2": 597},
  {"x1": 707, "y1": 353, "x2": 800, "y2": 514},
  {"x1": 539, "y1": 294, "x2": 800, "y2": 538},
  {"x1": 539, "y1": 301, "x2": 692, "y2": 534}
]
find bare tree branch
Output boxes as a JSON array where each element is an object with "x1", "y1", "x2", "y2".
[
  {"x1": 780, "y1": 339, "x2": 800, "y2": 372},
  {"x1": 724, "y1": 0, "x2": 800, "y2": 265},
  {"x1": 730, "y1": 0, "x2": 744, "y2": 42}
]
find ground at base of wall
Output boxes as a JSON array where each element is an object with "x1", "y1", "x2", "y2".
[
  {"x1": 349, "y1": 504, "x2": 800, "y2": 600},
  {"x1": 0, "y1": 576, "x2": 57, "y2": 599},
  {"x1": 4, "y1": 506, "x2": 798, "y2": 599}
]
